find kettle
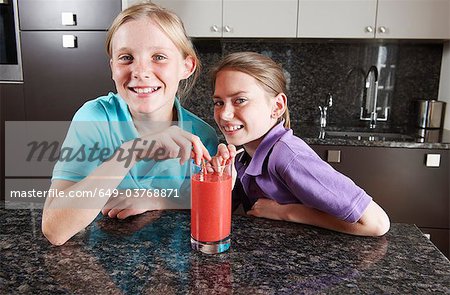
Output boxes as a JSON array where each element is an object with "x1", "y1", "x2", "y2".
[{"x1": 415, "y1": 100, "x2": 446, "y2": 129}]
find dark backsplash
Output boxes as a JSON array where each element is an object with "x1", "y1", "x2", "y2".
[{"x1": 183, "y1": 39, "x2": 443, "y2": 129}]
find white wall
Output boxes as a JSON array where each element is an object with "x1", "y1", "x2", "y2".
[{"x1": 438, "y1": 41, "x2": 450, "y2": 129}]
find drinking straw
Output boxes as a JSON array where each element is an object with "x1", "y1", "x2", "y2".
[
  {"x1": 218, "y1": 148, "x2": 245, "y2": 176},
  {"x1": 200, "y1": 158, "x2": 207, "y2": 181}
]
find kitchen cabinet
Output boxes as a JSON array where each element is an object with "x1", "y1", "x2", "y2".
[
  {"x1": 0, "y1": 83, "x2": 25, "y2": 200},
  {"x1": 311, "y1": 145, "x2": 450, "y2": 257},
  {"x1": 18, "y1": 0, "x2": 121, "y2": 30},
  {"x1": 18, "y1": 0, "x2": 120, "y2": 121},
  {"x1": 298, "y1": 0, "x2": 450, "y2": 39},
  {"x1": 151, "y1": 0, "x2": 298, "y2": 37}
]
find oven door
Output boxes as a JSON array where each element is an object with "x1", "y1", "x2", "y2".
[{"x1": 0, "y1": 0, "x2": 23, "y2": 82}]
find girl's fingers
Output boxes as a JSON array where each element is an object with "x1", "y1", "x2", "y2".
[
  {"x1": 108, "y1": 208, "x2": 121, "y2": 218},
  {"x1": 116, "y1": 208, "x2": 147, "y2": 220},
  {"x1": 227, "y1": 144, "x2": 237, "y2": 157},
  {"x1": 170, "y1": 134, "x2": 192, "y2": 165},
  {"x1": 217, "y1": 143, "x2": 230, "y2": 160},
  {"x1": 189, "y1": 134, "x2": 210, "y2": 164}
]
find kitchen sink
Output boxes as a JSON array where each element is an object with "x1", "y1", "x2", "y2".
[{"x1": 324, "y1": 131, "x2": 414, "y2": 141}]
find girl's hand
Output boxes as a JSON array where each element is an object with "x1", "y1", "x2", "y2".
[
  {"x1": 209, "y1": 143, "x2": 239, "y2": 185},
  {"x1": 212, "y1": 143, "x2": 237, "y2": 166},
  {"x1": 247, "y1": 198, "x2": 288, "y2": 221}
]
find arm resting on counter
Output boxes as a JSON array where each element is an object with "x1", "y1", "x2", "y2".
[
  {"x1": 42, "y1": 143, "x2": 138, "y2": 246},
  {"x1": 247, "y1": 199, "x2": 390, "y2": 237}
]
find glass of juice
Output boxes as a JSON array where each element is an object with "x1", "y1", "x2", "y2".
[{"x1": 191, "y1": 160, "x2": 232, "y2": 254}]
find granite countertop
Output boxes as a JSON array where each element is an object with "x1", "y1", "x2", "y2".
[
  {"x1": 292, "y1": 124, "x2": 450, "y2": 149},
  {"x1": 1, "y1": 206, "x2": 449, "y2": 294}
]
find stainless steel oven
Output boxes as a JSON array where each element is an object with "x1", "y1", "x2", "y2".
[{"x1": 0, "y1": 0, "x2": 22, "y2": 82}]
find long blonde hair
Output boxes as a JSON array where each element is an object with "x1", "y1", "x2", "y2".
[
  {"x1": 211, "y1": 52, "x2": 290, "y2": 128},
  {"x1": 106, "y1": 2, "x2": 200, "y2": 99}
]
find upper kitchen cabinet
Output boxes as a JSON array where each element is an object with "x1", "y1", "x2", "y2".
[
  {"x1": 298, "y1": 0, "x2": 378, "y2": 38},
  {"x1": 152, "y1": 0, "x2": 298, "y2": 38},
  {"x1": 151, "y1": 0, "x2": 222, "y2": 37},
  {"x1": 376, "y1": 0, "x2": 450, "y2": 39},
  {"x1": 298, "y1": 0, "x2": 450, "y2": 39}
]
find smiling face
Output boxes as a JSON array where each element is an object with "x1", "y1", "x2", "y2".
[
  {"x1": 110, "y1": 17, "x2": 194, "y2": 121},
  {"x1": 213, "y1": 70, "x2": 281, "y2": 155}
]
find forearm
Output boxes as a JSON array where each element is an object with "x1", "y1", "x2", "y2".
[
  {"x1": 42, "y1": 144, "x2": 138, "y2": 245},
  {"x1": 282, "y1": 202, "x2": 390, "y2": 237}
]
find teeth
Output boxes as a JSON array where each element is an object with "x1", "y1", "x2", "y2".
[
  {"x1": 134, "y1": 87, "x2": 159, "y2": 94},
  {"x1": 224, "y1": 125, "x2": 243, "y2": 132}
]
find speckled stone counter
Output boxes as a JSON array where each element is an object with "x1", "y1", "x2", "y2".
[
  {"x1": 293, "y1": 124, "x2": 450, "y2": 149},
  {"x1": 1, "y1": 207, "x2": 449, "y2": 294}
]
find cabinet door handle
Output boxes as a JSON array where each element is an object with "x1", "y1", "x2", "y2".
[
  {"x1": 223, "y1": 25, "x2": 232, "y2": 33},
  {"x1": 365, "y1": 26, "x2": 373, "y2": 33},
  {"x1": 211, "y1": 25, "x2": 220, "y2": 32},
  {"x1": 62, "y1": 35, "x2": 77, "y2": 48},
  {"x1": 378, "y1": 26, "x2": 387, "y2": 34},
  {"x1": 61, "y1": 12, "x2": 77, "y2": 26},
  {"x1": 327, "y1": 150, "x2": 341, "y2": 163},
  {"x1": 425, "y1": 154, "x2": 441, "y2": 167}
]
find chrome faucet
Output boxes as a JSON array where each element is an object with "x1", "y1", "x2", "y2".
[
  {"x1": 361, "y1": 66, "x2": 379, "y2": 129},
  {"x1": 319, "y1": 93, "x2": 333, "y2": 128}
]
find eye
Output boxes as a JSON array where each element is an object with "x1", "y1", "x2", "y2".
[
  {"x1": 213, "y1": 100, "x2": 224, "y2": 107},
  {"x1": 118, "y1": 55, "x2": 133, "y2": 62},
  {"x1": 153, "y1": 54, "x2": 167, "y2": 61},
  {"x1": 234, "y1": 97, "x2": 247, "y2": 104}
]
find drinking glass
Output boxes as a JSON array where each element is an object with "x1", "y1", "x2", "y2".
[{"x1": 191, "y1": 161, "x2": 232, "y2": 254}]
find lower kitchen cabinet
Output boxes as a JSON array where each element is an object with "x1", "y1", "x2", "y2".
[
  {"x1": 1, "y1": 83, "x2": 26, "y2": 121},
  {"x1": 0, "y1": 83, "x2": 25, "y2": 201},
  {"x1": 310, "y1": 145, "x2": 450, "y2": 258}
]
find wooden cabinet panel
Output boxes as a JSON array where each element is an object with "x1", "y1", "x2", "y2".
[
  {"x1": 311, "y1": 145, "x2": 449, "y2": 257},
  {"x1": 1, "y1": 83, "x2": 25, "y2": 200},
  {"x1": 298, "y1": 0, "x2": 377, "y2": 38},
  {"x1": 311, "y1": 145, "x2": 449, "y2": 229},
  {"x1": 376, "y1": 0, "x2": 450, "y2": 39},
  {"x1": 223, "y1": 0, "x2": 297, "y2": 38},
  {"x1": 297, "y1": 0, "x2": 450, "y2": 39},
  {"x1": 18, "y1": 0, "x2": 121, "y2": 30},
  {"x1": 152, "y1": 0, "x2": 222, "y2": 37},
  {"x1": 1, "y1": 83, "x2": 25, "y2": 121},
  {"x1": 21, "y1": 31, "x2": 115, "y2": 121},
  {"x1": 153, "y1": 0, "x2": 297, "y2": 38}
]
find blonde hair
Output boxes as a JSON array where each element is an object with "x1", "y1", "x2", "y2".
[
  {"x1": 211, "y1": 52, "x2": 290, "y2": 129},
  {"x1": 106, "y1": 1, "x2": 200, "y2": 99}
]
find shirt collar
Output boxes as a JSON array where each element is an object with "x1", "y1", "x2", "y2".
[
  {"x1": 173, "y1": 97, "x2": 186, "y2": 129},
  {"x1": 242, "y1": 121, "x2": 289, "y2": 176}
]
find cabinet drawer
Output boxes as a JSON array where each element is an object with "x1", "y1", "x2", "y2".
[
  {"x1": 19, "y1": 0, "x2": 121, "y2": 30},
  {"x1": 311, "y1": 145, "x2": 450, "y2": 229},
  {"x1": 21, "y1": 31, "x2": 114, "y2": 121}
]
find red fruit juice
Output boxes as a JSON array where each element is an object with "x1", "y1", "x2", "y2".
[{"x1": 191, "y1": 172, "x2": 232, "y2": 242}]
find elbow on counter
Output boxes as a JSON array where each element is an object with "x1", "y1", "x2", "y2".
[
  {"x1": 41, "y1": 216, "x2": 71, "y2": 246},
  {"x1": 372, "y1": 213, "x2": 391, "y2": 237}
]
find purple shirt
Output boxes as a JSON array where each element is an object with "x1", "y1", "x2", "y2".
[{"x1": 234, "y1": 122, "x2": 372, "y2": 223}]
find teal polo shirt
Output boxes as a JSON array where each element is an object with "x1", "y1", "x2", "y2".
[{"x1": 52, "y1": 92, "x2": 218, "y2": 196}]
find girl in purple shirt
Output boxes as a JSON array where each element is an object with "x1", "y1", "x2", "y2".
[{"x1": 211, "y1": 52, "x2": 390, "y2": 236}]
